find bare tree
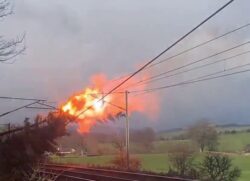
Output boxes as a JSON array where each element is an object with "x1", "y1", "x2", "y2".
[
  {"x1": 112, "y1": 133, "x2": 125, "y2": 153},
  {"x1": 168, "y1": 143, "x2": 196, "y2": 176},
  {"x1": 188, "y1": 121, "x2": 218, "y2": 152},
  {"x1": 111, "y1": 133, "x2": 141, "y2": 171},
  {"x1": 0, "y1": 0, "x2": 25, "y2": 63},
  {"x1": 0, "y1": 0, "x2": 12, "y2": 18},
  {"x1": 130, "y1": 127, "x2": 156, "y2": 152}
]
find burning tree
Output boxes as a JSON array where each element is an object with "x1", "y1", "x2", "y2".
[{"x1": 60, "y1": 74, "x2": 159, "y2": 133}]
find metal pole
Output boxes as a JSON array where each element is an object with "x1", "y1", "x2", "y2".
[
  {"x1": 125, "y1": 90, "x2": 130, "y2": 170},
  {"x1": 8, "y1": 123, "x2": 11, "y2": 139}
]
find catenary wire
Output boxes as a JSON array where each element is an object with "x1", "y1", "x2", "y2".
[
  {"x1": 108, "y1": 21, "x2": 249, "y2": 85},
  {"x1": 74, "y1": 0, "x2": 235, "y2": 119},
  {"x1": 130, "y1": 62, "x2": 250, "y2": 95},
  {"x1": 126, "y1": 50, "x2": 250, "y2": 89}
]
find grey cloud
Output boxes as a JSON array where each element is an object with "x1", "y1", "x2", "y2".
[{"x1": 0, "y1": 0, "x2": 250, "y2": 129}]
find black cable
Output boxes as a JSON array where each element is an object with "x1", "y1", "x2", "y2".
[
  {"x1": 127, "y1": 50, "x2": 250, "y2": 89},
  {"x1": 86, "y1": 92, "x2": 126, "y2": 95},
  {"x1": 74, "y1": 0, "x2": 235, "y2": 119},
  {"x1": 103, "y1": 100, "x2": 126, "y2": 111},
  {"x1": 25, "y1": 106, "x2": 54, "y2": 110},
  {"x1": 109, "y1": 21, "x2": 249, "y2": 85},
  {"x1": 36, "y1": 102, "x2": 59, "y2": 110},
  {"x1": 89, "y1": 94, "x2": 125, "y2": 111},
  {"x1": 0, "y1": 96, "x2": 46, "y2": 101},
  {"x1": 124, "y1": 41, "x2": 249, "y2": 89},
  {"x1": 0, "y1": 101, "x2": 40, "y2": 118},
  {"x1": 147, "y1": 23, "x2": 250, "y2": 69},
  {"x1": 131, "y1": 62, "x2": 250, "y2": 95}
]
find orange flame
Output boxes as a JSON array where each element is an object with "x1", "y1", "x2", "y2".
[{"x1": 60, "y1": 74, "x2": 159, "y2": 133}]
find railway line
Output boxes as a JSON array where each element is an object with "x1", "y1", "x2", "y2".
[{"x1": 42, "y1": 164, "x2": 195, "y2": 181}]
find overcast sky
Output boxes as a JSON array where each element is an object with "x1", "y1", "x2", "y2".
[{"x1": 0, "y1": 0, "x2": 250, "y2": 130}]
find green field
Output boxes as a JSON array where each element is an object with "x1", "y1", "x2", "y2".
[
  {"x1": 53, "y1": 130, "x2": 250, "y2": 180},
  {"x1": 51, "y1": 153, "x2": 250, "y2": 181},
  {"x1": 218, "y1": 132, "x2": 250, "y2": 152},
  {"x1": 232, "y1": 156, "x2": 250, "y2": 181},
  {"x1": 155, "y1": 131, "x2": 250, "y2": 153},
  {"x1": 51, "y1": 154, "x2": 170, "y2": 172},
  {"x1": 66, "y1": 131, "x2": 250, "y2": 154}
]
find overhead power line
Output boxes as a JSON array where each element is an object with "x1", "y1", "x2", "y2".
[
  {"x1": 103, "y1": 100, "x2": 126, "y2": 111},
  {"x1": 75, "y1": 0, "x2": 235, "y2": 119},
  {"x1": 0, "y1": 99, "x2": 57, "y2": 118},
  {"x1": 36, "y1": 102, "x2": 59, "y2": 110},
  {"x1": 86, "y1": 92, "x2": 126, "y2": 95},
  {"x1": 125, "y1": 46, "x2": 250, "y2": 89},
  {"x1": 0, "y1": 101, "x2": 40, "y2": 118},
  {"x1": 89, "y1": 93, "x2": 125, "y2": 111},
  {"x1": 131, "y1": 62, "x2": 250, "y2": 95},
  {"x1": 109, "y1": 22, "x2": 249, "y2": 84},
  {"x1": 25, "y1": 106, "x2": 54, "y2": 110},
  {"x1": 0, "y1": 96, "x2": 46, "y2": 101},
  {"x1": 135, "y1": 50, "x2": 250, "y2": 87},
  {"x1": 146, "y1": 23, "x2": 250, "y2": 69},
  {"x1": 24, "y1": 102, "x2": 59, "y2": 110}
]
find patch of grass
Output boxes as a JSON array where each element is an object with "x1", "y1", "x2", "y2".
[
  {"x1": 231, "y1": 156, "x2": 250, "y2": 181},
  {"x1": 137, "y1": 154, "x2": 169, "y2": 173},
  {"x1": 218, "y1": 132, "x2": 250, "y2": 152},
  {"x1": 153, "y1": 140, "x2": 192, "y2": 153},
  {"x1": 51, "y1": 155, "x2": 113, "y2": 166},
  {"x1": 51, "y1": 153, "x2": 170, "y2": 173},
  {"x1": 155, "y1": 131, "x2": 250, "y2": 153}
]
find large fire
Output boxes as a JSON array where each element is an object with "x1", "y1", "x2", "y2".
[{"x1": 60, "y1": 74, "x2": 159, "y2": 133}]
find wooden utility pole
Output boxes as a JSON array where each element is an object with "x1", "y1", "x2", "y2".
[{"x1": 125, "y1": 90, "x2": 130, "y2": 170}]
